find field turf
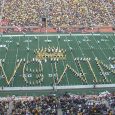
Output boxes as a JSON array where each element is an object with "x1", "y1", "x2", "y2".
[{"x1": 0, "y1": 33, "x2": 115, "y2": 87}]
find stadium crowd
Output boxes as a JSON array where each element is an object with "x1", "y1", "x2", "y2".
[
  {"x1": 0, "y1": 92, "x2": 115, "y2": 115},
  {"x1": 1, "y1": 0, "x2": 114, "y2": 31}
]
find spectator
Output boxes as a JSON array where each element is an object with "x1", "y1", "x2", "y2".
[
  {"x1": 1, "y1": 0, "x2": 114, "y2": 32},
  {"x1": 0, "y1": 92, "x2": 114, "y2": 114}
]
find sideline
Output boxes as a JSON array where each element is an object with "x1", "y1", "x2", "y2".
[
  {"x1": 1, "y1": 33, "x2": 114, "y2": 37},
  {"x1": 0, "y1": 84, "x2": 115, "y2": 92}
]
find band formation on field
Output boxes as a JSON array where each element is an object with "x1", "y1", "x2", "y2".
[{"x1": 0, "y1": 34, "x2": 115, "y2": 90}]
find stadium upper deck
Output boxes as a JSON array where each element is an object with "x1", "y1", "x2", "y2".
[{"x1": 0, "y1": 0, "x2": 115, "y2": 33}]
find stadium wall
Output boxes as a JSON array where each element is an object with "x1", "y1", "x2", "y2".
[{"x1": 0, "y1": 26, "x2": 114, "y2": 33}]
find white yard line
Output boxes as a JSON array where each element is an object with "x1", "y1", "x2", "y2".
[
  {"x1": 45, "y1": 35, "x2": 56, "y2": 86},
  {"x1": 3, "y1": 36, "x2": 12, "y2": 63},
  {"x1": 56, "y1": 37, "x2": 69, "y2": 85},
  {"x1": 101, "y1": 35, "x2": 115, "y2": 56},
  {"x1": 74, "y1": 35, "x2": 88, "y2": 83},
  {"x1": 1, "y1": 36, "x2": 13, "y2": 86},
  {"x1": 2, "y1": 33, "x2": 114, "y2": 37},
  {"x1": 12, "y1": 36, "x2": 21, "y2": 87},
  {"x1": 91, "y1": 35, "x2": 109, "y2": 61},
  {"x1": 107, "y1": 34, "x2": 115, "y2": 45},
  {"x1": 82, "y1": 35, "x2": 96, "y2": 58},
  {"x1": 64, "y1": 36, "x2": 82, "y2": 84},
  {"x1": 15, "y1": 36, "x2": 20, "y2": 66},
  {"x1": 74, "y1": 36, "x2": 85, "y2": 57},
  {"x1": 26, "y1": 36, "x2": 30, "y2": 62},
  {"x1": 51, "y1": 62, "x2": 56, "y2": 87},
  {"x1": 65, "y1": 36, "x2": 78, "y2": 65},
  {"x1": 83, "y1": 36, "x2": 101, "y2": 82}
]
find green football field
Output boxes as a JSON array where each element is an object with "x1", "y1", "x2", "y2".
[{"x1": 0, "y1": 33, "x2": 115, "y2": 88}]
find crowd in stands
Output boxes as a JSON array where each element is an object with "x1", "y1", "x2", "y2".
[
  {"x1": 0, "y1": 92, "x2": 115, "y2": 115},
  {"x1": 0, "y1": 1, "x2": 1, "y2": 14},
  {"x1": 0, "y1": 0, "x2": 114, "y2": 32}
]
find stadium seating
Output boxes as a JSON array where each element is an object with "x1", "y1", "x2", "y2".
[
  {"x1": 0, "y1": 0, "x2": 115, "y2": 114},
  {"x1": 0, "y1": 0, "x2": 114, "y2": 32},
  {"x1": 0, "y1": 93, "x2": 115, "y2": 114}
]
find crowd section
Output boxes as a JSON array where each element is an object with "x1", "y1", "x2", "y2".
[
  {"x1": 0, "y1": 92, "x2": 115, "y2": 115},
  {"x1": 0, "y1": 0, "x2": 114, "y2": 32},
  {"x1": 0, "y1": 1, "x2": 1, "y2": 14}
]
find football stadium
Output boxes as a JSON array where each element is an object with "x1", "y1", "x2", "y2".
[{"x1": 0, "y1": 0, "x2": 115, "y2": 114}]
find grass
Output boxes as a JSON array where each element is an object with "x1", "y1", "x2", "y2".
[{"x1": 0, "y1": 33, "x2": 115, "y2": 88}]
